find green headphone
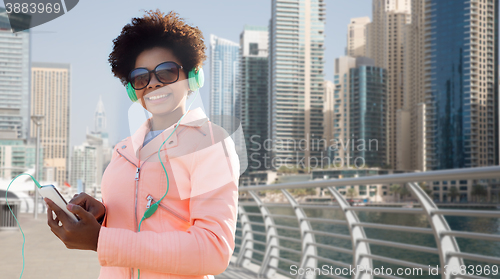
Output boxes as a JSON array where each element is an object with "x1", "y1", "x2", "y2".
[{"x1": 126, "y1": 67, "x2": 205, "y2": 102}]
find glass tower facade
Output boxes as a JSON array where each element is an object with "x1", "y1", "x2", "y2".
[
  {"x1": 0, "y1": 7, "x2": 31, "y2": 140},
  {"x1": 349, "y1": 65, "x2": 386, "y2": 168},
  {"x1": 239, "y1": 26, "x2": 269, "y2": 173},
  {"x1": 269, "y1": 0, "x2": 326, "y2": 169},
  {"x1": 429, "y1": 0, "x2": 498, "y2": 169},
  {"x1": 209, "y1": 34, "x2": 240, "y2": 131}
]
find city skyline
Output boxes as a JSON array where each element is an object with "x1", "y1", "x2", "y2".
[
  {"x1": 1, "y1": 0, "x2": 371, "y2": 148},
  {"x1": 0, "y1": 1, "x2": 498, "y2": 176}
]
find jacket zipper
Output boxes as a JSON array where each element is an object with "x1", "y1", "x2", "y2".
[
  {"x1": 116, "y1": 149, "x2": 140, "y2": 279},
  {"x1": 116, "y1": 148, "x2": 176, "y2": 279},
  {"x1": 146, "y1": 195, "x2": 189, "y2": 223},
  {"x1": 117, "y1": 149, "x2": 141, "y2": 232}
]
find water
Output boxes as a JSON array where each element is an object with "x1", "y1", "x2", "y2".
[{"x1": 236, "y1": 205, "x2": 500, "y2": 279}]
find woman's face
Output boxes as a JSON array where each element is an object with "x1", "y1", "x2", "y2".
[{"x1": 133, "y1": 47, "x2": 189, "y2": 115}]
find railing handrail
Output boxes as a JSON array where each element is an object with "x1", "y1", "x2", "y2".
[
  {"x1": 234, "y1": 167, "x2": 500, "y2": 279},
  {"x1": 238, "y1": 165, "x2": 500, "y2": 191}
]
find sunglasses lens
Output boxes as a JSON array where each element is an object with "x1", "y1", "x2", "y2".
[
  {"x1": 130, "y1": 69, "x2": 149, "y2": 90},
  {"x1": 156, "y1": 62, "x2": 179, "y2": 84}
]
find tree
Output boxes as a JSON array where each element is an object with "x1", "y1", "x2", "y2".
[
  {"x1": 278, "y1": 165, "x2": 299, "y2": 174},
  {"x1": 290, "y1": 188, "x2": 316, "y2": 197},
  {"x1": 389, "y1": 184, "x2": 401, "y2": 202},
  {"x1": 346, "y1": 187, "x2": 358, "y2": 199},
  {"x1": 449, "y1": 186, "x2": 460, "y2": 203},
  {"x1": 399, "y1": 186, "x2": 411, "y2": 201},
  {"x1": 471, "y1": 184, "x2": 487, "y2": 203}
]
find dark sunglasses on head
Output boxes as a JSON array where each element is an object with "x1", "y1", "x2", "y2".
[{"x1": 128, "y1": 61, "x2": 184, "y2": 90}]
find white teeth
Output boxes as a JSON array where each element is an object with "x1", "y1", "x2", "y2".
[{"x1": 147, "y1": 94, "x2": 169, "y2": 100}]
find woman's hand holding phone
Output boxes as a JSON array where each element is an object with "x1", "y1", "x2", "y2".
[
  {"x1": 45, "y1": 197, "x2": 101, "y2": 251},
  {"x1": 69, "y1": 193, "x2": 106, "y2": 223}
]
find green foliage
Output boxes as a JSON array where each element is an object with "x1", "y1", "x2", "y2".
[
  {"x1": 346, "y1": 187, "x2": 358, "y2": 199},
  {"x1": 277, "y1": 165, "x2": 299, "y2": 174},
  {"x1": 449, "y1": 186, "x2": 460, "y2": 202},
  {"x1": 471, "y1": 184, "x2": 488, "y2": 202},
  {"x1": 399, "y1": 186, "x2": 410, "y2": 199},
  {"x1": 289, "y1": 188, "x2": 316, "y2": 197}
]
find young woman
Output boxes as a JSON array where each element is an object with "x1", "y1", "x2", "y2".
[{"x1": 44, "y1": 10, "x2": 240, "y2": 279}]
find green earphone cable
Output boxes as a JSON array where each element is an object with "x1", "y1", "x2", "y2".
[
  {"x1": 5, "y1": 173, "x2": 43, "y2": 279},
  {"x1": 137, "y1": 88, "x2": 201, "y2": 279}
]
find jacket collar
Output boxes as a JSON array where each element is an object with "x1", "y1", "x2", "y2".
[{"x1": 128, "y1": 107, "x2": 209, "y2": 161}]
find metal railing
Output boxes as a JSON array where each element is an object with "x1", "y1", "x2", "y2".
[{"x1": 234, "y1": 166, "x2": 500, "y2": 279}]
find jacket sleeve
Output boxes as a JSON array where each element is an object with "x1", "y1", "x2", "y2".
[{"x1": 96, "y1": 134, "x2": 240, "y2": 276}]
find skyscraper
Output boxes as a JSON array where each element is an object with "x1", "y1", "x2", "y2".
[
  {"x1": 347, "y1": 17, "x2": 371, "y2": 57},
  {"x1": 269, "y1": 0, "x2": 326, "y2": 169},
  {"x1": 209, "y1": 34, "x2": 240, "y2": 132},
  {"x1": 400, "y1": 0, "x2": 499, "y2": 171},
  {"x1": 428, "y1": 0, "x2": 498, "y2": 169},
  {"x1": 323, "y1": 80, "x2": 335, "y2": 149},
  {"x1": 0, "y1": 7, "x2": 31, "y2": 140},
  {"x1": 239, "y1": 25, "x2": 269, "y2": 173},
  {"x1": 367, "y1": 0, "x2": 411, "y2": 169},
  {"x1": 349, "y1": 58, "x2": 386, "y2": 167},
  {"x1": 70, "y1": 144, "x2": 96, "y2": 190},
  {"x1": 95, "y1": 95, "x2": 106, "y2": 134},
  {"x1": 330, "y1": 56, "x2": 356, "y2": 162},
  {"x1": 30, "y1": 62, "x2": 71, "y2": 187},
  {"x1": 398, "y1": 0, "x2": 430, "y2": 171},
  {"x1": 329, "y1": 57, "x2": 386, "y2": 168}
]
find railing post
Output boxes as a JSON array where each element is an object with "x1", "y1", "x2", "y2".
[
  {"x1": 407, "y1": 182, "x2": 464, "y2": 279},
  {"x1": 248, "y1": 190, "x2": 280, "y2": 279},
  {"x1": 236, "y1": 204, "x2": 255, "y2": 267},
  {"x1": 281, "y1": 189, "x2": 317, "y2": 279},
  {"x1": 327, "y1": 187, "x2": 373, "y2": 279}
]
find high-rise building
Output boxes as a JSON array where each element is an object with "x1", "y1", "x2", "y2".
[
  {"x1": 347, "y1": 17, "x2": 371, "y2": 57},
  {"x1": 323, "y1": 80, "x2": 335, "y2": 149},
  {"x1": 70, "y1": 144, "x2": 96, "y2": 190},
  {"x1": 0, "y1": 139, "x2": 42, "y2": 180},
  {"x1": 428, "y1": 0, "x2": 498, "y2": 169},
  {"x1": 330, "y1": 56, "x2": 356, "y2": 162},
  {"x1": 329, "y1": 57, "x2": 386, "y2": 168},
  {"x1": 0, "y1": 8, "x2": 31, "y2": 140},
  {"x1": 95, "y1": 95, "x2": 106, "y2": 134},
  {"x1": 349, "y1": 58, "x2": 386, "y2": 167},
  {"x1": 401, "y1": 0, "x2": 499, "y2": 171},
  {"x1": 398, "y1": 0, "x2": 430, "y2": 171},
  {"x1": 367, "y1": 0, "x2": 411, "y2": 169},
  {"x1": 30, "y1": 62, "x2": 70, "y2": 187},
  {"x1": 269, "y1": 0, "x2": 326, "y2": 169},
  {"x1": 209, "y1": 34, "x2": 240, "y2": 132},
  {"x1": 80, "y1": 95, "x2": 113, "y2": 190},
  {"x1": 239, "y1": 25, "x2": 269, "y2": 173}
]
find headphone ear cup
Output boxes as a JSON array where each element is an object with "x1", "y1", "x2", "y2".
[
  {"x1": 126, "y1": 82, "x2": 138, "y2": 102},
  {"x1": 188, "y1": 67, "x2": 204, "y2": 91}
]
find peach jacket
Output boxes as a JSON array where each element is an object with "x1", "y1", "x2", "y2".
[{"x1": 97, "y1": 107, "x2": 240, "y2": 279}]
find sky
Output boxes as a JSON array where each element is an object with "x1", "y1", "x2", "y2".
[{"x1": 1, "y1": 0, "x2": 372, "y2": 148}]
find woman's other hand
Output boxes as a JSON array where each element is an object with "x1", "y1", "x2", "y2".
[
  {"x1": 69, "y1": 193, "x2": 106, "y2": 223},
  {"x1": 45, "y1": 198, "x2": 101, "y2": 251}
]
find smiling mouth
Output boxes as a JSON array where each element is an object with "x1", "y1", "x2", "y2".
[{"x1": 146, "y1": 93, "x2": 171, "y2": 101}]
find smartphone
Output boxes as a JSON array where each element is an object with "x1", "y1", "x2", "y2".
[{"x1": 38, "y1": 185, "x2": 79, "y2": 222}]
